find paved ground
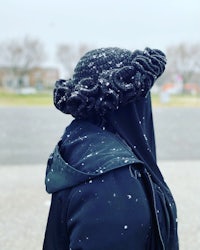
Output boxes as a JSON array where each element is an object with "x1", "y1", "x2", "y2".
[
  {"x1": 0, "y1": 161, "x2": 200, "y2": 250},
  {"x1": 0, "y1": 164, "x2": 48, "y2": 250}
]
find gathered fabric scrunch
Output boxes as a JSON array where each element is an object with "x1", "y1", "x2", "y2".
[{"x1": 53, "y1": 47, "x2": 166, "y2": 119}]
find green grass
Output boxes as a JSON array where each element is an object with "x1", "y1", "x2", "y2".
[
  {"x1": 0, "y1": 91, "x2": 53, "y2": 106},
  {"x1": 152, "y1": 94, "x2": 200, "y2": 107},
  {"x1": 0, "y1": 90, "x2": 200, "y2": 107}
]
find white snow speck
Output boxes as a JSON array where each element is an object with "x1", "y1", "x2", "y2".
[
  {"x1": 124, "y1": 225, "x2": 128, "y2": 230},
  {"x1": 86, "y1": 153, "x2": 93, "y2": 158},
  {"x1": 116, "y1": 62, "x2": 122, "y2": 67},
  {"x1": 143, "y1": 134, "x2": 148, "y2": 141},
  {"x1": 88, "y1": 62, "x2": 94, "y2": 67}
]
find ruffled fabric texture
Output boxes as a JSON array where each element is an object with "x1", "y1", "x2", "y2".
[{"x1": 54, "y1": 47, "x2": 166, "y2": 119}]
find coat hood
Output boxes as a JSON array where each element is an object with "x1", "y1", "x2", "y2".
[{"x1": 45, "y1": 120, "x2": 143, "y2": 193}]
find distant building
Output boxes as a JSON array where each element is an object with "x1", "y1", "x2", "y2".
[
  {"x1": 161, "y1": 82, "x2": 200, "y2": 95},
  {"x1": 161, "y1": 82, "x2": 183, "y2": 95},
  {"x1": 0, "y1": 67, "x2": 59, "y2": 89},
  {"x1": 184, "y1": 83, "x2": 200, "y2": 94}
]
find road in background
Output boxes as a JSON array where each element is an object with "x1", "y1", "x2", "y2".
[{"x1": 0, "y1": 106, "x2": 199, "y2": 165}]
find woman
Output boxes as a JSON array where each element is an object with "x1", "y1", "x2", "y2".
[{"x1": 43, "y1": 47, "x2": 179, "y2": 249}]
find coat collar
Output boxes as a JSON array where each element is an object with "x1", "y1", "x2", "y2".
[{"x1": 45, "y1": 120, "x2": 143, "y2": 193}]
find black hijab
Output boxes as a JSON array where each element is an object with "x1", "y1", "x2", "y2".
[
  {"x1": 53, "y1": 47, "x2": 166, "y2": 181},
  {"x1": 105, "y1": 93, "x2": 164, "y2": 181}
]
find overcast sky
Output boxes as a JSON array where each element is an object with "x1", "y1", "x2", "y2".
[{"x1": 0, "y1": 0, "x2": 199, "y2": 67}]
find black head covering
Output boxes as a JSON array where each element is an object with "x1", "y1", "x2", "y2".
[
  {"x1": 54, "y1": 47, "x2": 166, "y2": 180},
  {"x1": 105, "y1": 93, "x2": 164, "y2": 180},
  {"x1": 54, "y1": 47, "x2": 166, "y2": 119}
]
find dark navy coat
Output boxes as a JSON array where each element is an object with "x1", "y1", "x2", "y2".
[{"x1": 43, "y1": 120, "x2": 178, "y2": 250}]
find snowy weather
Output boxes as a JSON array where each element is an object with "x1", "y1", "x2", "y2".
[{"x1": 0, "y1": 0, "x2": 200, "y2": 249}]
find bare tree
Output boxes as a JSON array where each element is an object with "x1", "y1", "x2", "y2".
[
  {"x1": 56, "y1": 43, "x2": 92, "y2": 78},
  {"x1": 166, "y1": 43, "x2": 200, "y2": 84},
  {"x1": 0, "y1": 36, "x2": 47, "y2": 87}
]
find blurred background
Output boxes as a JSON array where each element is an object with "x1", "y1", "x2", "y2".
[{"x1": 0, "y1": 0, "x2": 200, "y2": 249}]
